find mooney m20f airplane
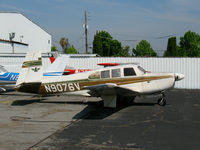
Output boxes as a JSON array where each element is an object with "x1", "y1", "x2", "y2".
[{"x1": 16, "y1": 51, "x2": 184, "y2": 108}]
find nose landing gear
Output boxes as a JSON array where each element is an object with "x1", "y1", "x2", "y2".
[{"x1": 157, "y1": 92, "x2": 166, "y2": 106}]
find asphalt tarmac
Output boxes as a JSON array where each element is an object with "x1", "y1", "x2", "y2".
[
  {"x1": 32, "y1": 89, "x2": 200, "y2": 150},
  {"x1": 0, "y1": 89, "x2": 200, "y2": 150},
  {"x1": 0, "y1": 91, "x2": 99, "y2": 150}
]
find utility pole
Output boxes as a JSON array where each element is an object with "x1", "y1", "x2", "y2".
[
  {"x1": 9, "y1": 32, "x2": 15, "y2": 54},
  {"x1": 84, "y1": 11, "x2": 88, "y2": 54}
]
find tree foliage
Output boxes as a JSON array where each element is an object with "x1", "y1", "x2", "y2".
[
  {"x1": 65, "y1": 45, "x2": 78, "y2": 54},
  {"x1": 110, "y1": 40, "x2": 122, "y2": 56},
  {"x1": 179, "y1": 30, "x2": 200, "y2": 57},
  {"x1": 132, "y1": 40, "x2": 157, "y2": 57},
  {"x1": 59, "y1": 37, "x2": 68, "y2": 53},
  {"x1": 120, "y1": 45, "x2": 131, "y2": 57},
  {"x1": 51, "y1": 45, "x2": 57, "y2": 52},
  {"x1": 93, "y1": 31, "x2": 122, "y2": 56},
  {"x1": 164, "y1": 37, "x2": 179, "y2": 57},
  {"x1": 93, "y1": 32, "x2": 103, "y2": 56}
]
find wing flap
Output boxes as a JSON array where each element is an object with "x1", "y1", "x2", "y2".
[
  {"x1": 83, "y1": 83, "x2": 139, "y2": 97},
  {"x1": 115, "y1": 87, "x2": 139, "y2": 96}
]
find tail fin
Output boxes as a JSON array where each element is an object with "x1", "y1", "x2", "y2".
[
  {"x1": 15, "y1": 51, "x2": 43, "y2": 93},
  {"x1": 0, "y1": 65, "x2": 7, "y2": 72},
  {"x1": 44, "y1": 55, "x2": 70, "y2": 73}
]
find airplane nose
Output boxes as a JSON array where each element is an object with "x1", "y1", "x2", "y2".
[{"x1": 175, "y1": 73, "x2": 184, "y2": 81}]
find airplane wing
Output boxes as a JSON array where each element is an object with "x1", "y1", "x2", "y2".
[{"x1": 83, "y1": 83, "x2": 139, "y2": 97}]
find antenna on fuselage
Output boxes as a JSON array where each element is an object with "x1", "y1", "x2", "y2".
[{"x1": 97, "y1": 62, "x2": 139, "y2": 67}]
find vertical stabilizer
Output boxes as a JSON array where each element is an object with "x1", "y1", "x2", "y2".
[
  {"x1": 44, "y1": 55, "x2": 70, "y2": 73},
  {"x1": 16, "y1": 51, "x2": 43, "y2": 93}
]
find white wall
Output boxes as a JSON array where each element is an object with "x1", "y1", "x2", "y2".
[
  {"x1": 0, "y1": 55, "x2": 199, "y2": 89},
  {"x1": 64, "y1": 57, "x2": 200, "y2": 89},
  {"x1": 0, "y1": 12, "x2": 51, "y2": 53}
]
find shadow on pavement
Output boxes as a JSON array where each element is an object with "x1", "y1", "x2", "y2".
[
  {"x1": 11, "y1": 98, "x2": 46, "y2": 106},
  {"x1": 73, "y1": 101, "x2": 158, "y2": 120}
]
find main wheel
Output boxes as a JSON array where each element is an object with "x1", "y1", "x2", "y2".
[{"x1": 157, "y1": 98, "x2": 166, "y2": 106}]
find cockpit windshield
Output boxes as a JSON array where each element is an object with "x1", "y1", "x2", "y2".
[{"x1": 137, "y1": 66, "x2": 146, "y2": 74}]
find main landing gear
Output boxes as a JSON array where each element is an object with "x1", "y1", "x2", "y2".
[{"x1": 157, "y1": 92, "x2": 166, "y2": 106}]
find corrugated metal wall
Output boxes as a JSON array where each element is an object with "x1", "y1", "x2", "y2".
[
  {"x1": 0, "y1": 56, "x2": 50, "y2": 73},
  {"x1": 0, "y1": 56, "x2": 199, "y2": 89},
  {"x1": 66, "y1": 57, "x2": 200, "y2": 89}
]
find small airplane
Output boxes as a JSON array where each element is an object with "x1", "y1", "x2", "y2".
[
  {"x1": 0, "y1": 66, "x2": 19, "y2": 92},
  {"x1": 15, "y1": 51, "x2": 184, "y2": 107}
]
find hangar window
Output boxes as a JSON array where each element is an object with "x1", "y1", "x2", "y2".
[
  {"x1": 124, "y1": 67, "x2": 136, "y2": 76},
  {"x1": 101, "y1": 70, "x2": 110, "y2": 79},
  {"x1": 112, "y1": 69, "x2": 121, "y2": 78}
]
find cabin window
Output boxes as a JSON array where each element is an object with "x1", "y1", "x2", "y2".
[
  {"x1": 112, "y1": 69, "x2": 121, "y2": 78},
  {"x1": 88, "y1": 72, "x2": 100, "y2": 79},
  {"x1": 101, "y1": 70, "x2": 110, "y2": 79},
  {"x1": 124, "y1": 67, "x2": 136, "y2": 76}
]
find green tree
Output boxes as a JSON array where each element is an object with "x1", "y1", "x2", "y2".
[
  {"x1": 110, "y1": 40, "x2": 122, "y2": 56},
  {"x1": 132, "y1": 40, "x2": 157, "y2": 56},
  {"x1": 179, "y1": 30, "x2": 200, "y2": 57},
  {"x1": 65, "y1": 45, "x2": 78, "y2": 54},
  {"x1": 51, "y1": 45, "x2": 57, "y2": 52},
  {"x1": 93, "y1": 30, "x2": 122, "y2": 56},
  {"x1": 164, "y1": 37, "x2": 179, "y2": 57},
  {"x1": 120, "y1": 45, "x2": 130, "y2": 57},
  {"x1": 59, "y1": 37, "x2": 68, "y2": 53},
  {"x1": 93, "y1": 32, "x2": 103, "y2": 56}
]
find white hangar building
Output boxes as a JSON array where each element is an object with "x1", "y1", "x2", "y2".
[{"x1": 0, "y1": 12, "x2": 51, "y2": 53}]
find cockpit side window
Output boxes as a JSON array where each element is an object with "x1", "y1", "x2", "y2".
[
  {"x1": 111, "y1": 69, "x2": 121, "y2": 78},
  {"x1": 89, "y1": 72, "x2": 100, "y2": 79},
  {"x1": 124, "y1": 67, "x2": 136, "y2": 76},
  {"x1": 101, "y1": 70, "x2": 110, "y2": 79}
]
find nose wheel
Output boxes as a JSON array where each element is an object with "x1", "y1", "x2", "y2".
[{"x1": 157, "y1": 92, "x2": 166, "y2": 106}]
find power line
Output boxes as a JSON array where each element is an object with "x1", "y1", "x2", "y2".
[{"x1": 154, "y1": 35, "x2": 175, "y2": 39}]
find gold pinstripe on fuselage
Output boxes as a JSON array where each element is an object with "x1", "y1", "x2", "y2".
[{"x1": 37, "y1": 75, "x2": 174, "y2": 94}]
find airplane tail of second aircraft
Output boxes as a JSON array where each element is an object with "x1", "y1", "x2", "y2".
[{"x1": 15, "y1": 51, "x2": 43, "y2": 93}]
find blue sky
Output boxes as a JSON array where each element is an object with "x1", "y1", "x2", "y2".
[{"x1": 0, "y1": 0, "x2": 200, "y2": 54}]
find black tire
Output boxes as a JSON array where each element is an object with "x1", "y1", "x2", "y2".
[{"x1": 157, "y1": 98, "x2": 166, "y2": 106}]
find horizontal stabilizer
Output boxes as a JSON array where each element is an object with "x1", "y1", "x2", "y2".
[{"x1": 0, "y1": 87, "x2": 6, "y2": 92}]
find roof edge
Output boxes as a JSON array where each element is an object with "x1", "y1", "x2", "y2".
[{"x1": 0, "y1": 11, "x2": 51, "y2": 37}]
